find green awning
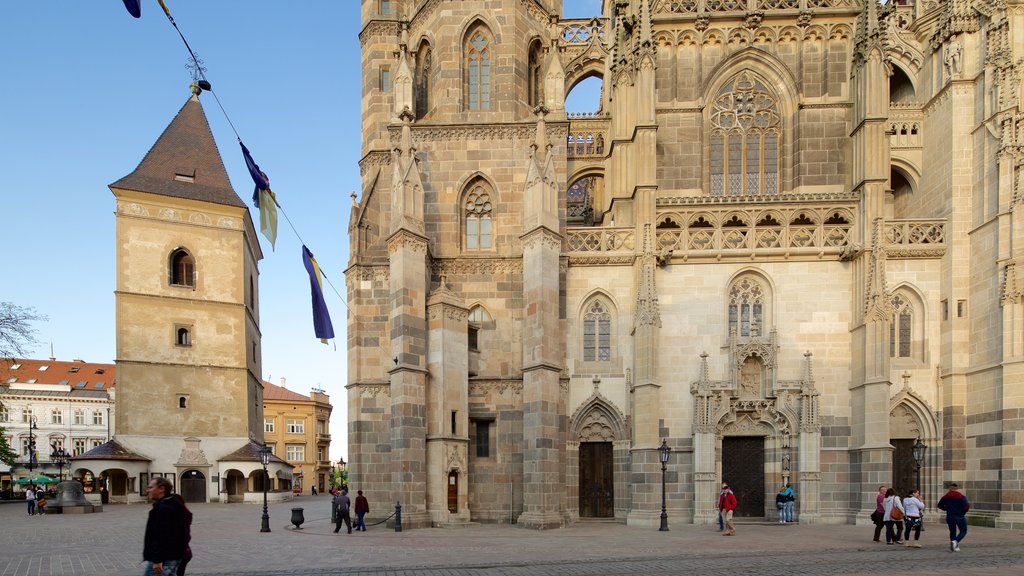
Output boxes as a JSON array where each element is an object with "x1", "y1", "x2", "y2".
[{"x1": 14, "y1": 475, "x2": 58, "y2": 485}]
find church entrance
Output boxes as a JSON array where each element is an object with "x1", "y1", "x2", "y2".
[
  {"x1": 447, "y1": 470, "x2": 458, "y2": 513},
  {"x1": 722, "y1": 437, "x2": 764, "y2": 517},
  {"x1": 579, "y1": 442, "x2": 613, "y2": 518},
  {"x1": 890, "y1": 439, "x2": 916, "y2": 497},
  {"x1": 180, "y1": 469, "x2": 206, "y2": 503}
]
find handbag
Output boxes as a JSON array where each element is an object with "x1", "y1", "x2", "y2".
[{"x1": 890, "y1": 505, "x2": 904, "y2": 521}]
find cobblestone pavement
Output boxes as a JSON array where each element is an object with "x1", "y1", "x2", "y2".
[{"x1": 2, "y1": 495, "x2": 1022, "y2": 576}]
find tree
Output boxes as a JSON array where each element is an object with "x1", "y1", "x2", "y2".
[
  {"x1": 0, "y1": 301, "x2": 46, "y2": 359},
  {"x1": 0, "y1": 301, "x2": 46, "y2": 466}
]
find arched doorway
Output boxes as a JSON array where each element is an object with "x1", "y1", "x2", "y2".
[
  {"x1": 570, "y1": 395, "x2": 627, "y2": 520},
  {"x1": 722, "y1": 435, "x2": 765, "y2": 517},
  {"x1": 180, "y1": 469, "x2": 206, "y2": 503}
]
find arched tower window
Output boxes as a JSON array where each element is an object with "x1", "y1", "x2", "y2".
[
  {"x1": 728, "y1": 276, "x2": 766, "y2": 337},
  {"x1": 890, "y1": 294, "x2": 913, "y2": 358},
  {"x1": 464, "y1": 25, "x2": 492, "y2": 110},
  {"x1": 463, "y1": 181, "x2": 493, "y2": 250},
  {"x1": 528, "y1": 39, "x2": 543, "y2": 108},
  {"x1": 415, "y1": 40, "x2": 432, "y2": 120},
  {"x1": 170, "y1": 249, "x2": 195, "y2": 287},
  {"x1": 710, "y1": 72, "x2": 781, "y2": 196},
  {"x1": 468, "y1": 306, "x2": 491, "y2": 351},
  {"x1": 582, "y1": 299, "x2": 612, "y2": 361}
]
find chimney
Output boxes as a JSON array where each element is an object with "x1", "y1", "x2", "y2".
[{"x1": 280, "y1": 376, "x2": 287, "y2": 389}]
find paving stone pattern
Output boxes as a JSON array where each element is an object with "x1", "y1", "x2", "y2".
[{"x1": 2, "y1": 495, "x2": 1022, "y2": 576}]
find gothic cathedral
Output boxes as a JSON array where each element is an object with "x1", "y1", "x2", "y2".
[{"x1": 348, "y1": 0, "x2": 1024, "y2": 529}]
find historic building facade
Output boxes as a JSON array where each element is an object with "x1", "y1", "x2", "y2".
[
  {"x1": 348, "y1": 0, "x2": 1024, "y2": 529},
  {"x1": 263, "y1": 379, "x2": 334, "y2": 493}
]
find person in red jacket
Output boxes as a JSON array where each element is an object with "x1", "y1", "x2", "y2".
[{"x1": 719, "y1": 482, "x2": 738, "y2": 536}]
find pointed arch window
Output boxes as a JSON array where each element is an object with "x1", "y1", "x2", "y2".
[
  {"x1": 464, "y1": 183, "x2": 493, "y2": 250},
  {"x1": 170, "y1": 249, "x2": 195, "y2": 287},
  {"x1": 728, "y1": 277, "x2": 765, "y2": 337},
  {"x1": 465, "y1": 28, "x2": 492, "y2": 110},
  {"x1": 583, "y1": 300, "x2": 612, "y2": 361},
  {"x1": 890, "y1": 294, "x2": 913, "y2": 358},
  {"x1": 710, "y1": 72, "x2": 781, "y2": 196},
  {"x1": 528, "y1": 40, "x2": 543, "y2": 108},
  {"x1": 415, "y1": 41, "x2": 432, "y2": 119},
  {"x1": 468, "y1": 306, "x2": 491, "y2": 351}
]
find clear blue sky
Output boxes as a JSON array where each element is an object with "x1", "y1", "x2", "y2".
[
  {"x1": 3, "y1": 1, "x2": 605, "y2": 463},
  {"x1": 3, "y1": 2, "x2": 360, "y2": 460}
]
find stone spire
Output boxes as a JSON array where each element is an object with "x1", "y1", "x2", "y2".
[
  {"x1": 853, "y1": 0, "x2": 893, "y2": 72},
  {"x1": 393, "y1": 23, "x2": 414, "y2": 120},
  {"x1": 523, "y1": 106, "x2": 558, "y2": 232},
  {"x1": 389, "y1": 108, "x2": 425, "y2": 235}
]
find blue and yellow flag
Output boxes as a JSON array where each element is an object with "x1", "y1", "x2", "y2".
[
  {"x1": 302, "y1": 246, "x2": 335, "y2": 343},
  {"x1": 240, "y1": 142, "x2": 278, "y2": 249}
]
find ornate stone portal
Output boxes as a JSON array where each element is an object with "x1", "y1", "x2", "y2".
[{"x1": 692, "y1": 338, "x2": 821, "y2": 523}]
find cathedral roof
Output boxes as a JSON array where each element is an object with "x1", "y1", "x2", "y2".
[
  {"x1": 72, "y1": 439, "x2": 150, "y2": 462},
  {"x1": 110, "y1": 95, "x2": 246, "y2": 209}
]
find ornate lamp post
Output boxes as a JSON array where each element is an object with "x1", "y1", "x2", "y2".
[
  {"x1": 911, "y1": 438, "x2": 926, "y2": 491},
  {"x1": 259, "y1": 444, "x2": 272, "y2": 533},
  {"x1": 658, "y1": 439, "x2": 671, "y2": 532},
  {"x1": 26, "y1": 415, "x2": 38, "y2": 481},
  {"x1": 50, "y1": 444, "x2": 70, "y2": 482}
]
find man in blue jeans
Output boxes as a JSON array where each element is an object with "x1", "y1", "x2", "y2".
[{"x1": 937, "y1": 482, "x2": 970, "y2": 552}]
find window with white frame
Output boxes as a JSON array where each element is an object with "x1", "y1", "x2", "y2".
[
  {"x1": 50, "y1": 438, "x2": 64, "y2": 451},
  {"x1": 0, "y1": 405, "x2": 7, "y2": 422},
  {"x1": 91, "y1": 439, "x2": 103, "y2": 449},
  {"x1": 22, "y1": 407, "x2": 34, "y2": 423},
  {"x1": 265, "y1": 418, "x2": 275, "y2": 433},
  {"x1": 286, "y1": 444, "x2": 305, "y2": 461},
  {"x1": 286, "y1": 419, "x2": 304, "y2": 434},
  {"x1": 92, "y1": 410, "x2": 104, "y2": 426},
  {"x1": 21, "y1": 438, "x2": 33, "y2": 458},
  {"x1": 51, "y1": 408, "x2": 63, "y2": 425},
  {"x1": 73, "y1": 439, "x2": 86, "y2": 455},
  {"x1": 74, "y1": 409, "x2": 85, "y2": 425}
]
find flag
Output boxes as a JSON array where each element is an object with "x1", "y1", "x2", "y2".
[
  {"x1": 240, "y1": 142, "x2": 278, "y2": 249},
  {"x1": 302, "y1": 245, "x2": 335, "y2": 343},
  {"x1": 122, "y1": 0, "x2": 142, "y2": 18}
]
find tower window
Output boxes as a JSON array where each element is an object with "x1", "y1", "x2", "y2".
[
  {"x1": 710, "y1": 72, "x2": 781, "y2": 196},
  {"x1": 465, "y1": 27, "x2": 492, "y2": 111},
  {"x1": 170, "y1": 249, "x2": 196, "y2": 287},
  {"x1": 582, "y1": 300, "x2": 612, "y2": 361},
  {"x1": 175, "y1": 326, "x2": 192, "y2": 347},
  {"x1": 464, "y1": 183, "x2": 493, "y2": 250}
]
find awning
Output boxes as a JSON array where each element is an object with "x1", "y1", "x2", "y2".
[{"x1": 14, "y1": 475, "x2": 58, "y2": 485}]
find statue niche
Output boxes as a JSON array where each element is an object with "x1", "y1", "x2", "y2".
[{"x1": 739, "y1": 356, "x2": 764, "y2": 399}]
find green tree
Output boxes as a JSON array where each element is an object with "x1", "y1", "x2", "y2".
[{"x1": 0, "y1": 301, "x2": 46, "y2": 466}]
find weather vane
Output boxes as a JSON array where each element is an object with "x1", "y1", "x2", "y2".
[{"x1": 185, "y1": 56, "x2": 212, "y2": 94}]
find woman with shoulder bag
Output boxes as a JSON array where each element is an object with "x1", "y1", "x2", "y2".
[
  {"x1": 882, "y1": 488, "x2": 905, "y2": 545},
  {"x1": 902, "y1": 489, "x2": 925, "y2": 548}
]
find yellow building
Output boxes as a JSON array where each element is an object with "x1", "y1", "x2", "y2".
[{"x1": 262, "y1": 379, "x2": 332, "y2": 494}]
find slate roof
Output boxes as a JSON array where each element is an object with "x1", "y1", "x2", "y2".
[
  {"x1": 221, "y1": 441, "x2": 292, "y2": 466},
  {"x1": 109, "y1": 95, "x2": 246, "y2": 208},
  {"x1": 72, "y1": 440, "x2": 150, "y2": 462}
]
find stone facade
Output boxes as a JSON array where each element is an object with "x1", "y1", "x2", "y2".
[{"x1": 348, "y1": 0, "x2": 1024, "y2": 529}]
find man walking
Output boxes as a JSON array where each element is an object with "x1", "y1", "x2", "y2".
[
  {"x1": 717, "y1": 485, "x2": 727, "y2": 531},
  {"x1": 719, "y1": 482, "x2": 738, "y2": 536},
  {"x1": 333, "y1": 489, "x2": 352, "y2": 534},
  {"x1": 142, "y1": 477, "x2": 189, "y2": 576},
  {"x1": 937, "y1": 482, "x2": 970, "y2": 552}
]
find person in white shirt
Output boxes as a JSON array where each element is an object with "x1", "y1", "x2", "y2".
[
  {"x1": 902, "y1": 489, "x2": 926, "y2": 547},
  {"x1": 882, "y1": 488, "x2": 905, "y2": 545},
  {"x1": 25, "y1": 484, "x2": 36, "y2": 515}
]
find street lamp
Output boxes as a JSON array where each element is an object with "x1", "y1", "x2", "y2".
[
  {"x1": 658, "y1": 439, "x2": 671, "y2": 532},
  {"x1": 258, "y1": 444, "x2": 272, "y2": 533},
  {"x1": 26, "y1": 416, "x2": 38, "y2": 481},
  {"x1": 912, "y1": 439, "x2": 926, "y2": 491},
  {"x1": 50, "y1": 444, "x2": 70, "y2": 482}
]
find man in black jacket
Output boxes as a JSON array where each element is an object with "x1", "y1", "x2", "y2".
[{"x1": 143, "y1": 477, "x2": 188, "y2": 575}]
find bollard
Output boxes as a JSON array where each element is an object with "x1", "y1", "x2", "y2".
[
  {"x1": 291, "y1": 507, "x2": 305, "y2": 530},
  {"x1": 394, "y1": 501, "x2": 402, "y2": 532}
]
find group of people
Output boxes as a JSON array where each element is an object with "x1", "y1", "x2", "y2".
[
  {"x1": 24, "y1": 485, "x2": 49, "y2": 516},
  {"x1": 331, "y1": 487, "x2": 370, "y2": 534},
  {"x1": 716, "y1": 482, "x2": 798, "y2": 536},
  {"x1": 871, "y1": 483, "x2": 971, "y2": 552}
]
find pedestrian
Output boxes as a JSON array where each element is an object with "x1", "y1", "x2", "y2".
[
  {"x1": 25, "y1": 484, "x2": 36, "y2": 515},
  {"x1": 937, "y1": 482, "x2": 970, "y2": 552},
  {"x1": 142, "y1": 477, "x2": 189, "y2": 576},
  {"x1": 333, "y1": 489, "x2": 352, "y2": 534},
  {"x1": 717, "y1": 485, "x2": 726, "y2": 531},
  {"x1": 782, "y1": 483, "x2": 795, "y2": 523},
  {"x1": 902, "y1": 488, "x2": 925, "y2": 548},
  {"x1": 882, "y1": 488, "x2": 905, "y2": 545},
  {"x1": 871, "y1": 485, "x2": 886, "y2": 542},
  {"x1": 719, "y1": 482, "x2": 737, "y2": 536},
  {"x1": 36, "y1": 489, "x2": 47, "y2": 515},
  {"x1": 775, "y1": 487, "x2": 787, "y2": 523},
  {"x1": 170, "y1": 494, "x2": 193, "y2": 576},
  {"x1": 311, "y1": 485, "x2": 317, "y2": 496},
  {"x1": 354, "y1": 490, "x2": 369, "y2": 532}
]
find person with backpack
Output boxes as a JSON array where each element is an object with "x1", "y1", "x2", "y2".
[
  {"x1": 781, "y1": 483, "x2": 795, "y2": 523},
  {"x1": 333, "y1": 489, "x2": 352, "y2": 534}
]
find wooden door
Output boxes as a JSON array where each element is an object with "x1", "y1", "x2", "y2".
[
  {"x1": 721, "y1": 437, "x2": 765, "y2": 517},
  {"x1": 890, "y1": 439, "x2": 916, "y2": 498},
  {"x1": 180, "y1": 470, "x2": 206, "y2": 503},
  {"x1": 447, "y1": 470, "x2": 458, "y2": 513},
  {"x1": 579, "y1": 442, "x2": 614, "y2": 518}
]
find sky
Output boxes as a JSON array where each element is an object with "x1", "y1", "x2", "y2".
[
  {"x1": 2, "y1": 1, "x2": 606, "y2": 463},
  {"x1": 3, "y1": 2, "x2": 360, "y2": 460}
]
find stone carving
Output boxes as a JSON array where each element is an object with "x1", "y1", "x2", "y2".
[
  {"x1": 188, "y1": 213, "x2": 211, "y2": 226},
  {"x1": 121, "y1": 202, "x2": 149, "y2": 216},
  {"x1": 889, "y1": 403, "x2": 921, "y2": 439},
  {"x1": 217, "y1": 217, "x2": 237, "y2": 229},
  {"x1": 357, "y1": 383, "x2": 391, "y2": 398},
  {"x1": 432, "y1": 258, "x2": 523, "y2": 276},
  {"x1": 944, "y1": 38, "x2": 963, "y2": 78},
  {"x1": 570, "y1": 393, "x2": 627, "y2": 442},
  {"x1": 387, "y1": 230, "x2": 428, "y2": 254},
  {"x1": 176, "y1": 437, "x2": 210, "y2": 466},
  {"x1": 468, "y1": 379, "x2": 523, "y2": 397},
  {"x1": 1003, "y1": 262, "x2": 1024, "y2": 306},
  {"x1": 446, "y1": 443, "x2": 466, "y2": 472},
  {"x1": 159, "y1": 208, "x2": 181, "y2": 221}
]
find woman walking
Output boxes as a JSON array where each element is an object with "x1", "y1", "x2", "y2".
[
  {"x1": 902, "y1": 489, "x2": 925, "y2": 548},
  {"x1": 882, "y1": 488, "x2": 905, "y2": 545}
]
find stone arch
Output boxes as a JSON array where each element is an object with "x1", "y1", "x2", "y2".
[
  {"x1": 889, "y1": 389, "x2": 938, "y2": 441},
  {"x1": 569, "y1": 394, "x2": 627, "y2": 442},
  {"x1": 725, "y1": 268, "x2": 776, "y2": 335},
  {"x1": 457, "y1": 14, "x2": 502, "y2": 47},
  {"x1": 889, "y1": 283, "x2": 927, "y2": 362}
]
